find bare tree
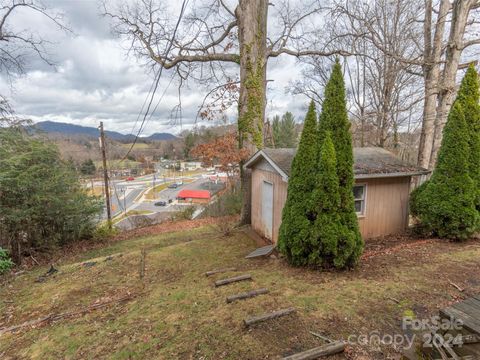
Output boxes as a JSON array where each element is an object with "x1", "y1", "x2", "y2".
[
  {"x1": 0, "y1": 0, "x2": 69, "y2": 78},
  {"x1": 0, "y1": 1, "x2": 69, "y2": 119},
  {"x1": 104, "y1": 0, "x2": 350, "y2": 223},
  {"x1": 294, "y1": 0, "x2": 423, "y2": 152},
  {"x1": 327, "y1": 0, "x2": 480, "y2": 170},
  {"x1": 428, "y1": 0, "x2": 480, "y2": 167}
]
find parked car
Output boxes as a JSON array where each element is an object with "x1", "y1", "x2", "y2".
[
  {"x1": 168, "y1": 183, "x2": 178, "y2": 189},
  {"x1": 126, "y1": 176, "x2": 135, "y2": 181},
  {"x1": 155, "y1": 201, "x2": 167, "y2": 206}
]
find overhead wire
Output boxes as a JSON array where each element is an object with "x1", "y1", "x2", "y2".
[{"x1": 121, "y1": 0, "x2": 189, "y2": 162}]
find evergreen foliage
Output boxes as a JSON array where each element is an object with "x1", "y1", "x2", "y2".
[
  {"x1": 80, "y1": 158, "x2": 96, "y2": 175},
  {"x1": 317, "y1": 60, "x2": 363, "y2": 267},
  {"x1": 308, "y1": 132, "x2": 345, "y2": 267},
  {"x1": 271, "y1": 115, "x2": 281, "y2": 147},
  {"x1": 0, "y1": 247, "x2": 14, "y2": 274},
  {"x1": 278, "y1": 101, "x2": 319, "y2": 264},
  {"x1": 271, "y1": 112, "x2": 298, "y2": 148},
  {"x1": 0, "y1": 128, "x2": 103, "y2": 262},
  {"x1": 456, "y1": 64, "x2": 480, "y2": 212},
  {"x1": 411, "y1": 102, "x2": 479, "y2": 240},
  {"x1": 278, "y1": 112, "x2": 297, "y2": 148}
]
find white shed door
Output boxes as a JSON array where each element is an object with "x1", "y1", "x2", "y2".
[{"x1": 262, "y1": 181, "x2": 274, "y2": 239}]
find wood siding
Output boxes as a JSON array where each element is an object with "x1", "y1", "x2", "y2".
[
  {"x1": 251, "y1": 167, "x2": 411, "y2": 243},
  {"x1": 356, "y1": 177, "x2": 411, "y2": 238},
  {"x1": 251, "y1": 168, "x2": 288, "y2": 243}
]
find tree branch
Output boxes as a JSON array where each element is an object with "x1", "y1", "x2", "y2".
[{"x1": 268, "y1": 48, "x2": 353, "y2": 58}]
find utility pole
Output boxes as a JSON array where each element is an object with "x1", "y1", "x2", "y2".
[{"x1": 99, "y1": 122, "x2": 112, "y2": 229}]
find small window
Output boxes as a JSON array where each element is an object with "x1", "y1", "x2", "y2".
[{"x1": 353, "y1": 184, "x2": 366, "y2": 216}]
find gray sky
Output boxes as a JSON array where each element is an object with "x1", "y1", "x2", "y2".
[{"x1": 0, "y1": 0, "x2": 310, "y2": 135}]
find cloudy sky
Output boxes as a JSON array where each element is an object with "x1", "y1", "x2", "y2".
[{"x1": 0, "y1": 0, "x2": 310, "y2": 135}]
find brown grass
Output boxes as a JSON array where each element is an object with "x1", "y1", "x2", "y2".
[{"x1": 1, "y1": 224, "x2": 480, "y2": 359}]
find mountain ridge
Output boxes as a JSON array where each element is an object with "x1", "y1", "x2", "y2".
[{"x1": 33, "y1": 121, "x2": 177, "y2": 142}]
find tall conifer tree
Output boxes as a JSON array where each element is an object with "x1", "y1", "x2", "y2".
[
  {"x1": 317, "y1": 60, "x2": 363, "y2": 267},
  {"x1": 308, "y1": 131, "x2": 345, "y2": 267},
  {"x1": 278, "y1": 101, "x2": 318, "y2": 264},
  {"x1": 456, "y1": 64, "x2": 480, "y2": 212},
  {"x1": 411, "y1": 102, "x2": 479, "y2": 239}
]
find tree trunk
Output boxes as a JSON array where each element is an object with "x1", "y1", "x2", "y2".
[
  {"x1": 429, "y1": 0, "x2": 474, "y2": 168},
  {"x1": 9, "y1": 234, "x2": 22, "y2": 265},
  {"x1": 417, "y1": 0, "x2": 449, "y2": 170},
  {"x1": 236, "y1": 0, "x2": 268, "y2": 225}
]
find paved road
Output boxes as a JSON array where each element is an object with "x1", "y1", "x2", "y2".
[
  {"x1": 134, "y1": 178, "x2": 205, "y2": 212},
  {"x1": 110, "y1": 175, "x2": 191, "y2": 213},
  {"x1": 99, "y1": 171, "x2": 220, "y2": 219},
  {"x1": 110, "y1": 186, "x2": 145, "y2": 217}
]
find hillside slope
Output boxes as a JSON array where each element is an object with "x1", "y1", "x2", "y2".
[
  {"x1": 1, "y1": 221, "x2": 480, "y2": 359},
  {"x1": 33, "y1": 121, "x2": 177, "y2": 142}
]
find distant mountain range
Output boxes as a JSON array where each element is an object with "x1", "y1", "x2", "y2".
[{"x1": 33, "y1": 121, "x2": 177, "y2": 142}]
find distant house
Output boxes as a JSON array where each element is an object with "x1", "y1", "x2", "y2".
[
  {"x1": 177, "y1": 189, "x2": 211, "y2": 204},
  {"x1": 244, "y1": 147, "x2": 429, "y2": 243},
  {"x1": 180, "y1": 161, "x2": 203, "y2": 171}
]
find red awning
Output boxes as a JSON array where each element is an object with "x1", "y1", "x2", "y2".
[{"x1": 177, "y1": 189, "x2": 211, "y2": 199}]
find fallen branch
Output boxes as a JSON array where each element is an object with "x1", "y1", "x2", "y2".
[
  {"x1": 215, "y1": 274, "x2": 252, "y2": 287},
  {"x1": 205, "y1": 267, "x2": 237, "y2": 277},
  {"x1": 0, "y1": 294, "x2": 135, "y2": 336},
  {"x1": 309, "y1": 331, "x2": 333, "y2": 343},
  {"x1": 386, "y1": 296, "x2": 401, "y2": 304},
  {"x1": 30, "y1": 255, "x2": 40, "y2": 266},
  {"x1": 226, "y1": 288, "x2": 269, "y2": 303},
  {"x1": 448, "y1": 280, "x2": 464, "y2": 292},
  {"x1": 282, "y1": 341, "x2": 346, "y2": 360},
  {"x1": 244, "y1": 307, "x2": 296, "y2": 327}
]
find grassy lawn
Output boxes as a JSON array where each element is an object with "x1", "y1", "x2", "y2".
[
  {"x1": 1, "y1": 224, "x2": 480, "y2": 359},
  {"x1": 112, "y1": 210, "x2": 154, "y2": 224},
  {"x1": 119, "y1": 143, "x2": 151, "y2": 150},
  {"x1": 179, "y1": 169, "x2": 207, "y2": 177},
  {"x1": 95, "y1": 160, "x2": 142, "y2": 170},
  {"x1": 144, "y1": 183, "x2": 173, "y2": 200}
]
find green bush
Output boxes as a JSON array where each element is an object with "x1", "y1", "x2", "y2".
[
  {"x1": 0, "y1": 247, "x2": 14, "y2": 274},
  {"x1": 93, "y1": 223, "x2": 119, "y2": 241},
  {"x1": 411, "y1": 102, "x2": 479, "y2": 240},
  {"x1": 0, "y1": 128, "x2": 103, "y2": 261},
  {"x1": 202, "y1": 185, "x2": 242, "y2": 218},
  {"x1": 174, "y1": 206, "x2": 196, "y2": 220}
]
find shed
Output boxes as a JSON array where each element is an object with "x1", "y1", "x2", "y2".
[
  {"x1": 244, "y1": 147, "x2": 429, "y2": 242},
  {"x1": 177, "y1": 189, "x2": 211, "y2": 204}
]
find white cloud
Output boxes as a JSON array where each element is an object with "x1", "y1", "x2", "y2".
[{"x1": 0, "y1": 0, "x2": 311, "y2": 135}]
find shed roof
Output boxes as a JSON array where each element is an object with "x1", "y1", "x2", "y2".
[
  {"x1": 245, "y1": 147, "x2": 429, "y2": 180},
  {"x1": 177, "y1": 189, "x2": 211, "y2": 199}
]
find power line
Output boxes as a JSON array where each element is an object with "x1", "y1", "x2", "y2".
[{"x1": 121, "y1": 0, "x2": 189, "y2": 162}]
